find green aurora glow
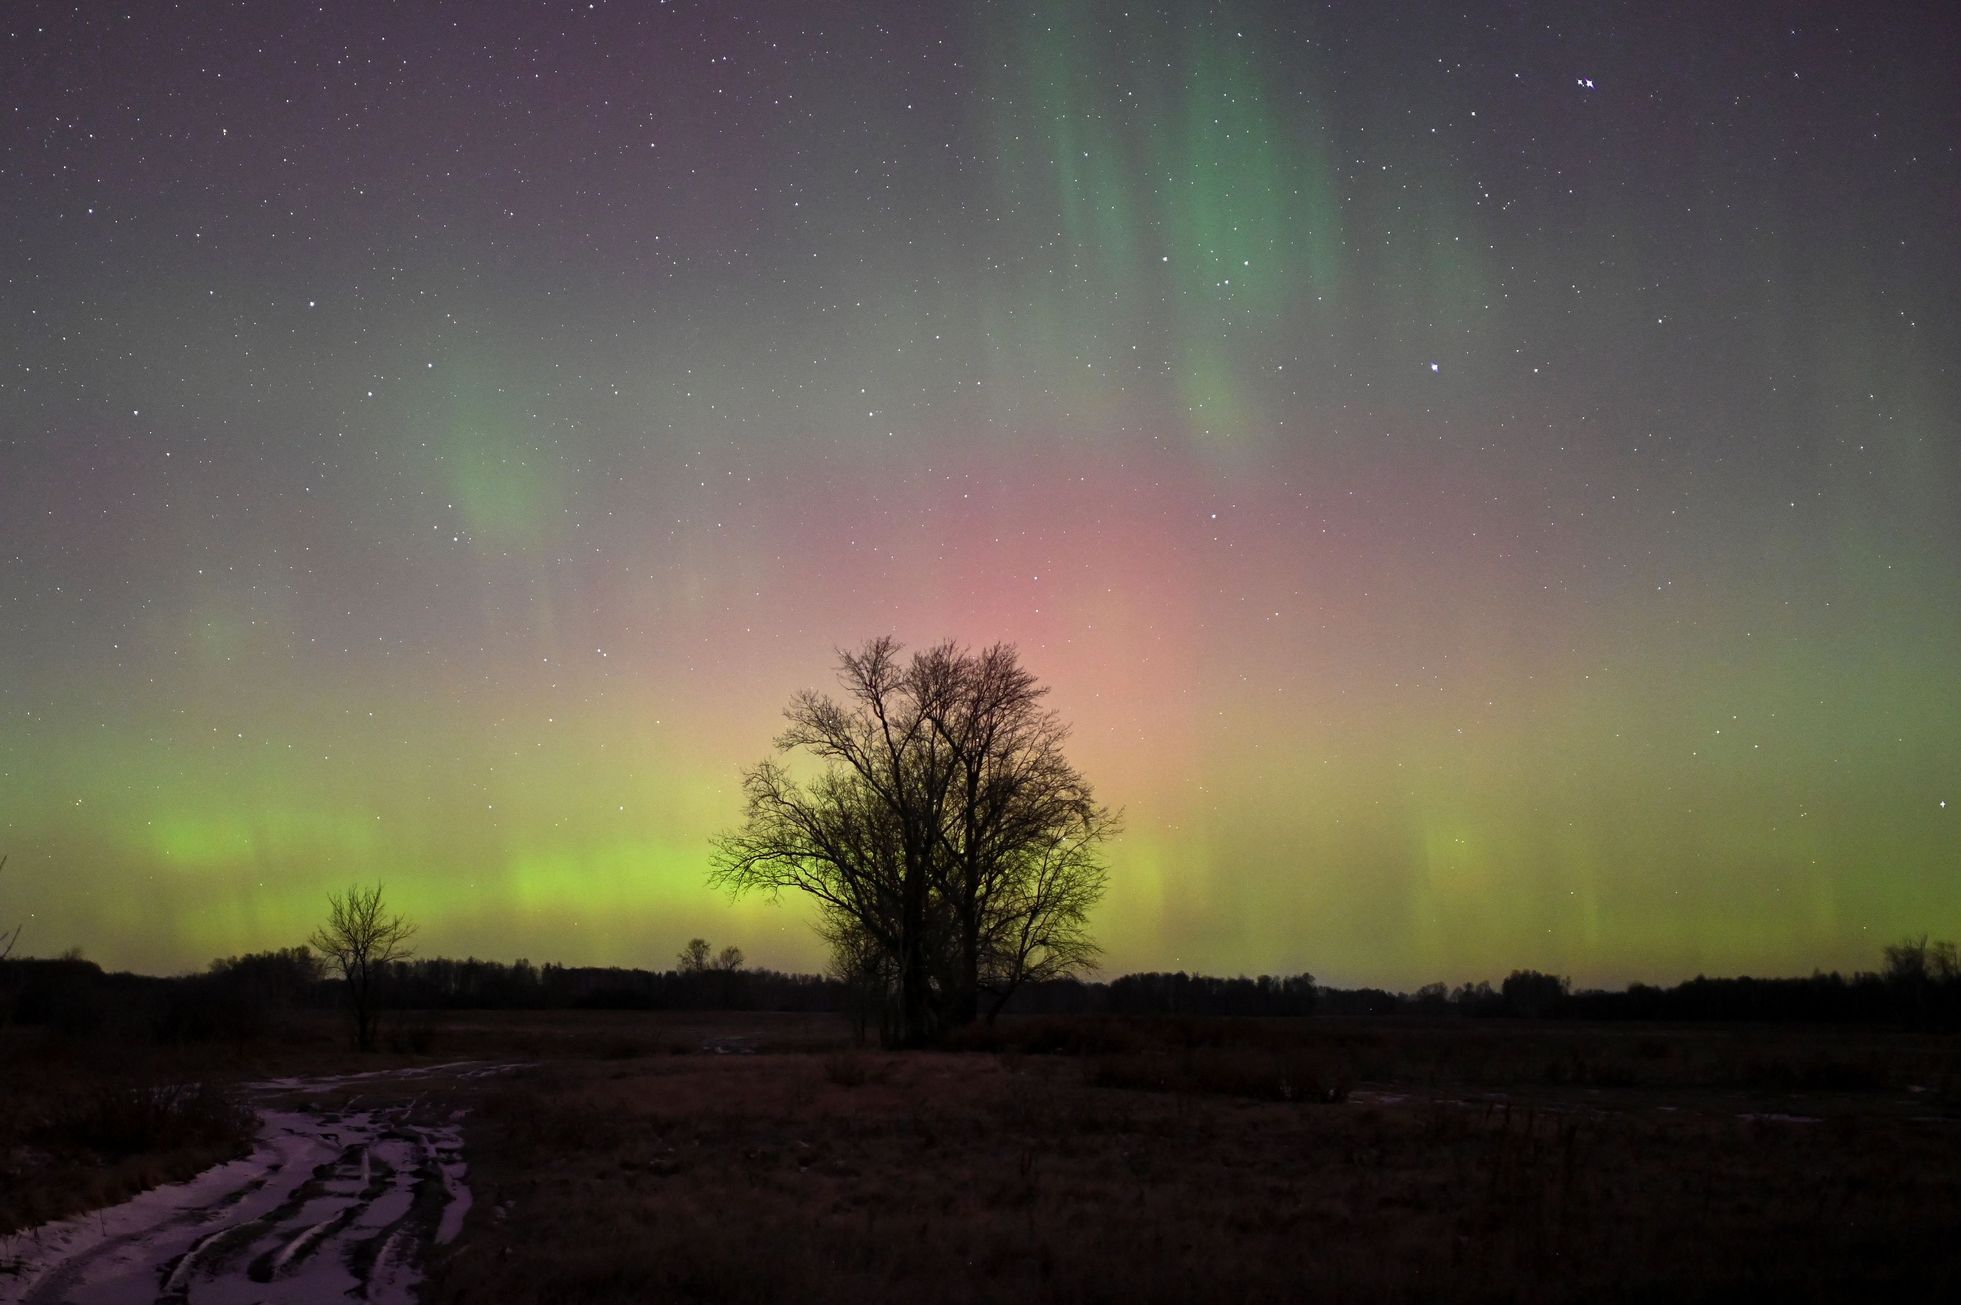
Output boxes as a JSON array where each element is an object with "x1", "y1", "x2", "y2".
[{"x1": 1, "y1": 1, "x2": 1955, "y2": 986}]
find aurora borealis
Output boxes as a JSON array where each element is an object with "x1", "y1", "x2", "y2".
[{"x1": 2, "y1": 1, "x2": 1955, "y2": 988}]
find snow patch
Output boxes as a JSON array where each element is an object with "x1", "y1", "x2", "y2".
[{"x1": 0, "y1": 1062, "x2": 516, "y2": 1305}]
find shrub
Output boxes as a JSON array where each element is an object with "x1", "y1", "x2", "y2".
[{"x1": 47, "y1": 1081, "x2": 256, "y2": 1162}]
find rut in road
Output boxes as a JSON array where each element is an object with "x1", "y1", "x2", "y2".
[{"x1": 0, "y1": 1064, "x2": 511, "y2": 1305}]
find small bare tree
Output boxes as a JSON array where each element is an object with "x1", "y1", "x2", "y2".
[
  {"x1": 710, "y1": 944, "x2": 747, "y2": 1008},
  {"x1": 309, "y1": 883, "x2": 417, "y2": 1052},
  {"x1": 1885, "y1": 934, "x2": 1960, "y2": 984},
  {"x1": 0, "y1": 856, "x2": 19, "y2": 960},
  {"x1": 678, "y1": 937, "x2": 712, "y2": 973}
]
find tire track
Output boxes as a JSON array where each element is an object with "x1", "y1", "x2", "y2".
[{"x1": 0, "y1": 1063, "x2": 513, "y2": 1305}]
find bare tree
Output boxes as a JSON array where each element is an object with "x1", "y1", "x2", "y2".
[
  {"x1": 819, "y1": 905, "x2": 898, "y2": 1045},
  {"x1": 908, "y1": 642, "x2": 1117, "y2": 1024},
  {"x1": 678, "y1": 937, "x2": 712, "y2": 973},
  {"x1": 971, "y1": 820, "x2": 1111, "y2": 1020},
  {"x1": 712, "y1": 638, "x2": 1115, "y2": 1042},
  {"x1": 1885, "y1": 934, "x2": 1960, "y2": 985},
  {"x1": 309, "y1": 883, "x2": 418, "y2": 1052},
  {"x1": 0, "y1": 856, "x2": 19, "y2": 961},
  {"x1": 712, "y1": 944, "x2": 745, "y2": 972}
]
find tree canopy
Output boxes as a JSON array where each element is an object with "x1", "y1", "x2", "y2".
[
  {"x1": 309, "y1": 882, "x2": 417, "y2": 1051},
  {"x1": 712, "y1": 638, "x2": 1116, "y2": 1043}
]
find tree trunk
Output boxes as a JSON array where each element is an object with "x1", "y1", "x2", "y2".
[
  {"x1": 951, "y1": 921, "x2": 980, "y2": 1028},
  {"x1": 898, "y1": 849, "x2": 930, "y2": 1045},
  {"x1": 351, "y1": 965, "x2": 376, "y2": 1051}
]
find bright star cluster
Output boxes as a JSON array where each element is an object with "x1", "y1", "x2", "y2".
[{"x1": 1, "y1": 2, "x2": 1954, "y2": 987}]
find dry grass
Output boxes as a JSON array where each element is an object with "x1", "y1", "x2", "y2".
[
  {"x1": 0, "y1": 1034, "x2": 259, "y2": 1234},
  {"x1": 427, "y1": 1018, "x2": 1961, "y2": 1304},
  {"x1": 0, "y1": 1008, "x2": 837, "y2": 1237},
  {"x1": 9, "y1": 1010, "x2": 1959, "y2": 1300}
]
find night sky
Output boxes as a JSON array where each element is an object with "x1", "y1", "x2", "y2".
[{"x1": 3, "y1": 1, "x2": 1956, "y2": 987}]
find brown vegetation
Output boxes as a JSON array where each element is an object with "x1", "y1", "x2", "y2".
[
  {"x1": 8, "y1": 1007, "x2": 1958, "y2": 1300},
  {"x1": 0, "y1": 1033, "x2": 259, "y2": 1235},
  {"x1": 424, "y1": 1012, "x2": 1961, "y2": 1304}
]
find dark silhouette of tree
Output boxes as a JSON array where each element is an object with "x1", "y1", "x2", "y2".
[
  {"x1": 712, "y1": 638, "x2": 1116, "y2": 1043},
  {"x1": 309, "y1": 883, "x2": 417, "y2": 1051},
  {"x1": 1450, "y1": 980, "x2": 1502, "y2": 1016},
  {"x1": 1883, "y1": 934, "x2": 1960, "y2": 1025},
  {"x1": 1884, "y1": 934, "x2": 1959, "y2": 985},
  {"x1": 1501, "y1": 970, "x2": 1570, "y2": 1018},
  {"x1": 709, "y1": 944, "x2": 747, "y2": 1007},
  {"x1": 0, "y1": 855, "x2": 19, "y2": 960},
  {"x1": 677, "y1": 937, "x2": 712, "y2": 973},
  {"x1": 1105, "y1": 971, "x2": 1319, "y2": 1017},
  {"x1": 208, "y1": 946, "x2": 325, "y2": 998},
  {"x1": 0, "y1": 851, "x2": 24, "y2": 961},
  {"x1": 819, "y1": 906, "x2": 898, "y2": 1043},
  {"x1": 964, "y1": 822, "x2": 1106, "y2": 1020},
  {"x1": 1411, "y1": 982, "x2": 1451, "y2": 1013},
  {"x1": 669, "y1": 939, "x2": 750, "y2": 1008}
]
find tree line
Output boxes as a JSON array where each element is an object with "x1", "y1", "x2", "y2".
[
  {"x1": 1310, "y1": 941, "x2": 1961, "y2": 1025},
  {"x1": 0, "y1": 943, "x2": 835, "y2": 1045},
  {"x1": 6, "y1": 935, "x2": 1958, "y2": 1046}
]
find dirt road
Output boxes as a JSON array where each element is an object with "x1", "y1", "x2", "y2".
[{"x1": 0, "y1": 1062, "x2": 512, "y2": 1305}]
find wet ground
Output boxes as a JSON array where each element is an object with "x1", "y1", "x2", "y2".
[{"x1": 0, "y1": 1062, "x2": 514, "y2": 1305}]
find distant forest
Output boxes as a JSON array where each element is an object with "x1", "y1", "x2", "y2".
[{"x1": 3, "y1": 936, "x2": 1957, "y2": 1041}]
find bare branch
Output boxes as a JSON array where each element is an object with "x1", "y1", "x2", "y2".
[
  {"x1": 709, "y1": 637, "x2": 1114, "y2": 1041},
  {"x1": 309, "y1": 882, "x2": 418, "y2": 1052},
  {"x1": 0, "y1": 855, "x2": 19, "y2": 961}
]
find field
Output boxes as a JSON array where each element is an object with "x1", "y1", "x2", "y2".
[{"x1": 6, "y1": 1012, "x2": 1961, "y2": 1302}]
